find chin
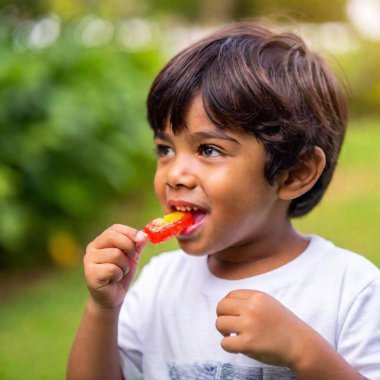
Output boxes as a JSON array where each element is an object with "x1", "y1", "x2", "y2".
[{"x1": 176, "y1": 237, "x2": 221, "y2": 257}]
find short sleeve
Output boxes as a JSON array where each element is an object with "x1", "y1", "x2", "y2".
[{"x1": 337, "y1": 278, "x2": 380, "y2": 379}]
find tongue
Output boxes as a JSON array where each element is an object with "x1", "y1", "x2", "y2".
[
  {"x1": 191, "y1": 209, "x2": 207, "y2": 224},
  {"x1": 180, "y1": 209, "x2": 206, "y2": 235}
]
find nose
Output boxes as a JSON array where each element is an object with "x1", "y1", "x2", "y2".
[{"x1": 164, "y1": 155, "x2": 197, "y2": 190}]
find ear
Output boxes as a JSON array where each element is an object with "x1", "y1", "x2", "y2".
[{"x1": 278, "y1": 146, "x2": 326, "y2": 201}]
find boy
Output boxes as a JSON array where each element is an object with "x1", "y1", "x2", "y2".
[{"x1": 67, "y1": 22, "x2": 380, "y2": 379}]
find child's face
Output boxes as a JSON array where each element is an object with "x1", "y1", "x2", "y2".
[{"x1": 153, "y1": 95, "x2": 286, "y2": 257}]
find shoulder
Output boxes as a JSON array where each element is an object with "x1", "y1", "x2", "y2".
[{"x1": 309, "y1": 234, "x2": 380, "y2": 290}]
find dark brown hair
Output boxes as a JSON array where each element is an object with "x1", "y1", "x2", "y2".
[{"x1": 147, "y1": 21, "x2": 348, "y2": 217}]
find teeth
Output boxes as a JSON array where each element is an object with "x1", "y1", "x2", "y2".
[{"x1": 174, "y1": 205, "x2": 199, "y2": 212}]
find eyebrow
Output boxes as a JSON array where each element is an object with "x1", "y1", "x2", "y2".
[
  {"x1": 154, "y1": 130, "x2": 240, "y2": 144},
  {"x1": 154, "y1": 130, "x2": 172, "y2": 142}
]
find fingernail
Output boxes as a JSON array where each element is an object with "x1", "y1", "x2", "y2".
[
  {"x1": 135, "y1": 232, "x2": 148, "y2": 255},
  {"x1": 136, "y1": 231, "x2": 147, "y2": 242}
]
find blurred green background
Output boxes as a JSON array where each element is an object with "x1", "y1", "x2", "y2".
[{"x1": 0, "y1": 0, "x2": 379, "y2": 379}]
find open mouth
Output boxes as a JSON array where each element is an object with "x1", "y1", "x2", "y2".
[{"x1": 170, "y1": 204, "x2": 208, "y2": 237}]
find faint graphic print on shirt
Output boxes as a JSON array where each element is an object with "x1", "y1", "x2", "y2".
[{"x1": 168, "y1": 361, "x2": 296, "y2": 380}]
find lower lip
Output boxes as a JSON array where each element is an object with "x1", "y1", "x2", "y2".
[{"x1": 178, "y1": 211, "x2": 207, "y2": 237}]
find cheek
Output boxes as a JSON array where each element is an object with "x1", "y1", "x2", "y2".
[
  {"x1": 207, "y1": 167, "x2": 275, "y2": 218},
  {"x1": 153, "y1": 168, "x2": 165, "y2": 200}
]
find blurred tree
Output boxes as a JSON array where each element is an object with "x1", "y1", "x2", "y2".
[
  {"x1": 231, "y1": 0, "x2": 348, "y2": 23},
  {"x1": 0, "y1": 1, "x2": 44, "y2": 17},
  {"x1": 145, "y1": 0, "x2": 349, "y2": 23},
  {"x1": 1, "y1": 0, "x2": 349, "y2": 23},
  {"x1": 0, "y1": 32, "x2": 162, "y2": 268},
  {"x1": 145, "y1": 0, "x2": 203, "y2": 21},
  {"x1": 338, "y1": 41, "x2": 380, "y2": 117},
  {"x1": 47, "y1": 0, "x2": 147, "y2": 20}
]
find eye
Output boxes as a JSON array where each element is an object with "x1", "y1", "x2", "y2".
[
  {"x1": 199, "y1": 144, "x2": 223, "y2": 158},
  {"x1": 155, "y1": 144, "x2": 174, "y2": 158}
]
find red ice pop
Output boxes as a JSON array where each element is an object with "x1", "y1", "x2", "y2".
[{"x1": 143, "y1": 211, "x2": 194, "y2": 244}]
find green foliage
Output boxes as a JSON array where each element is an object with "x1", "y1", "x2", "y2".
[
  {"x1": 2, "y1": 0, "x2": 349, "y2": 23},
  {"x1": 231, "y1": 0, "x2": 347, "y2": 23},
  {"x1": 295, "y1": 118, "x2": 380, "y2": 266},
  {"x1": 337, "y1": 41, "x2": 380, "y2": 117},
  {"x1": 0, "y1": 267, "x2": 88, "y2": 380},
  {"x1": 0, "y1": 33, "x2": 162, "y2": 268}
]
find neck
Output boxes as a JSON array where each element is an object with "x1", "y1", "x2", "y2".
[{"x1": 207, "y1": 222, "x2": 309, "y2": 280}]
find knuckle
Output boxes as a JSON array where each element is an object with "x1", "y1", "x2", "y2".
[
  {"x1": 109, "y1": 247, "x2": 123, "y2": 259},
  {"x1": 84, "y1": 264, "x2": 98, "y2": 282},
  {"x1": 226, "y1": 290, "x2": 236, "y2": 298},
  {"x1": 247, "y1": 291, "x2": 264, "y2": 308},
  {"x1": 246, "y1": 301, "x2": 257, "y2": 314},
  {"x1": 252, "y1": 290, "x2": 266, "y2": 301},
  {"x1": 216, "y1": 300, "x2": 223, "y2": 315},
  {"x1": 241, "y1": 316, "x2": 253, "y2": 331},
  {"x1": 107, "y1": 228, "x2": 119, "y2": 237},
  {"x1": 215, "y1": 317, "x2": 222, "y2": 330},
  {"x1": 101, "y1": 264, "x2": 121, "y2": 282},
  {"x1": 86, "y1": 242, "x2": 95, "y2": 253},
  {"x1": 83, "y1": 250, "x2": 93, "y2": 265},
  {"x1": 107, "y1": 263, "x2": 119, "y2": 275},
  {"x1": 249, "y1": 291, "x2": 269, "y2": 311}
]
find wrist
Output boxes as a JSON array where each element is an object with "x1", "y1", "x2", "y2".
[
  {"x1": 86, "y1": 297, "x2": 122, "y2": 322},
  {"x1": 289, "y1": 326, "x2": 326, "y2": 373},
  {"x1": 290, "y1": 327, "x2": 362, "y2": 380}
]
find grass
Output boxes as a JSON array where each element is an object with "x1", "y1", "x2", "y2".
[
  {"x1": 0, "y1": 268, "x2": 87, "y2": 380},
  {"x1": 294, "y1": 118, "x2": 380, "y2": 267},
  {"x1": 0, "y1": 118, "x2": 379, "y2": 379}
]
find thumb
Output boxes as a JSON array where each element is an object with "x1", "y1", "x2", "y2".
[
  {"x1": 121, "y1": 231, "x2": 148, "y2": 288},
  {"x1": 135, "y1": 231, "x2": 148, "y2": 256}
]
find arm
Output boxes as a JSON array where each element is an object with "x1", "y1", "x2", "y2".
[
  {"x1": 216, "y1": 290, "x2": 366, "y2": 380},
  {"x1": 67, "y1": 225, "x2": 147, "y2": 380},
  {"x1": 67, "y1": 299, "x2": 123, "y2": 380},
  {"x1": 290, "y1": 319, "x2": 367, "y2": 380}
]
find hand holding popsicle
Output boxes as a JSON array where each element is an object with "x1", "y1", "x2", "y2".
[
  {"x1": 83, "y1": 212, "x2": 194, "y2": 308},
  {"x1": 84, "y1": 225, "x2": 148, "y2": 309}
]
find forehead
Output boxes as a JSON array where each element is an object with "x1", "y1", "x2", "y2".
[{"x1": 158, "y1": 95, "x2": 248, "y2": 142}]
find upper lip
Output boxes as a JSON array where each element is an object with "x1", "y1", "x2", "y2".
[{"x1": 167, "y1": 199, "x2": 208, "y2": 213}]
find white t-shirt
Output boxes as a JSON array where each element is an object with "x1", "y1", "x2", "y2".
[{"x1": 118, "y1": 235, "x2": 380, "y2": 380}]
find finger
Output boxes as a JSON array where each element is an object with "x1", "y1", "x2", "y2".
[
  {"x1": 135, "y1": 231, "x2": 148, "y2": 255},
  {"x1": 216, "y1": 297, "x2": 246, "y2": 316},
  {"x1": 87, "y1": 262, "x2": 125, "y2": 288},
  {"x1": 92, "y1": 229, "x2": 136, "y2": 256},
  {"x1": 220, "y1": 334, "x2": 243, "y2": 354},
  {"x1": 88, "y1": 234, "x2": 137, "y2": 266},
  {"x1": 226, "y1": 289, "x2": 260, "y2": 300},
  {"x1": 108, "y1": 224, "x2": 147, "y2": 246},
  {"x1": 90, "y1": 248, "x2": 131, "y2": 275},
  {"x1": 215, "y1": 315, "x2": 241, "y2": 336}
]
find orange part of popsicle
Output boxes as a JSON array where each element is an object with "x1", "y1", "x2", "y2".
[{"x1": 143, "y1": 211, "x2": 194, "y2": 244}]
